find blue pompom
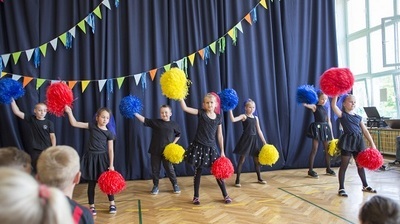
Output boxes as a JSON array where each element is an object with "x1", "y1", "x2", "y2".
[
  {"x1": 296, "y1": 85, "x2": 318, "y2": 104},
  {"x1": 119, "y1": 95, "x2": 143, "y2": 119},
  {"x1": 0, "y1": 78, "x2": 25, "y2": 104},
  {"x1": 218, "y1": 88, "x2": 239, "y2": 111}
]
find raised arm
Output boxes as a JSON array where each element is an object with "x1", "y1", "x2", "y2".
[
  {"x1": 217, "y1": 124, "x2": 225, "y2": 157},
  {"x1": 303, "y1": 103, "x2": 317, "y2": 112},
  {"x1": 107, "y1": 140, "x2": 115, "y2": 171},
  {"x1": 10, "y1": 99, "x2": 25, "y2": 119},
  {"x1": 255, "y1": 116, "x2": 267, "y2": 145},
  {"x1": 64, "y1": 106, "x2": 89, "y2": 129},
  {"x1": 229, "y1": 110, "x2": 245, "y2": 123},
  {"x1": 331, "y1": 96, "x2": 342, "y2": 118},
  {"x1": 134, "y1": 113, "x2": 145, "y2": 123},
  {"x1": 180, "y1": 99, "x2": 198, "y2": 115}
]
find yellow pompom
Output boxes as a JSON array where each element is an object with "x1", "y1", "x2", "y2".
[
  {"x1": 327, "y1": 139, "x2": 340, "y2": 156},
  {"x1": 258, "y1": 144, "x2": 279, "y2": 166},
  {"x1": 163, "y1": 143, "x2": 185, "y2": 164},
  {"x1": 160, "y1": 68, "x2": 191, "y2": 100}
]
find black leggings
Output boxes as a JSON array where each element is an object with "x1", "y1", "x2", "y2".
[
  {"x1": 236, "y1": 155, "x2": 262, "y2": 183},
  {"x1": 193, "y1": 167, "x2": 228, "y2": 198},
  {"x1": 338, "y1": 154, "x2": 368, "y2": 190},
  {"x1": 88, "y1": 180, "x2": 115, "y2": 205}
]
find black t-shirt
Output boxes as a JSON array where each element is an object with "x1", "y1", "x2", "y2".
[
  {"x1": 87, "y1": 123, "x2": 115, "y2": 152},
  {"x1": 144, "y1": 118, "x2": 181, "y2": 155},
  {"x1": 193, "y1": 109, "x2": 222, "y2": 147},
  {"x1": 24, "y1": 115, "x2": 55, "y2": 150},
  {"x1": 67, "y1": 197, "x2": 94, "y2": 224}
]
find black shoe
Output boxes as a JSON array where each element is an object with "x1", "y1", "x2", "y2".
[
  {"x1": 326, "y1": 168, "x2": 336, "y2": 176},
  {"x1": 308, "y1": 170, "x2": 319, "y2": 178}
]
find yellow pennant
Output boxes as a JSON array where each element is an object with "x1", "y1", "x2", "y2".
[{"x1": 81, "y1": 80, "x2": 90, "y2": 93}]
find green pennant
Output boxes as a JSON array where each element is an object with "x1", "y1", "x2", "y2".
[
  {"x1": 12, "y1": 52, "x2": 21, "y2": 64},
  {"x1": 36, "y1": 78, "x2": 46, "y2": 90},
  {"x1": 78, "y1": 20, "x2": 87, "y2": 34},
  {"x1": 117, "y1": 77, "x2": 125, "y2": 89},
  {"x1": 164, "y1": 64, "x2": 171, "y2": 72},
  {"x1": 39, "y1": 43, "x2": 48, "y2": 57},
  {"x1": 59, "y1": 33, "x2": 67, "y2": 46},
  {"x1": 210, "y1": 41, "x2": 217, "y2": 54},
  {"x1": 94, "y1": 6, "x2": 102, "y2": 19}
]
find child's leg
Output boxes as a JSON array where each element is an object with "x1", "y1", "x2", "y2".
[
  {"x1": 356, "y1": 164, "x2": 369, "y2": 187},
  {"x1": 87, "y1": 180, "x2": 96, "y2": 205},
  {"x1": 216, "y1": 178, "x2": 228, "y2": 197},
  {"x1": 151, "y1": 154, "x2": 162, "y2": 187},
  {"x1": 308, "y1": 139, "x2": 319, "y2": 171},
  {"x1": 235, "y1": 155, "x2": 246, "y2": 184},
  {"x1": 253, "y1": 156, "x2": 264, "y2": 182},
  {"x1": 194, "y1": 167, "x2": 203, "y2": 198},
  {"x1": 107, "y1": 195, "x2": 116, "y2": 213},
  {"x1": 161, "y1": 158, "x2": 178, "y2": 185},
  {"x1": 323, "y1": 141, "x2": 331, "y2": 169},
  {"x1": 338, "y1": 154, "x2": 351, "y2": 189}
]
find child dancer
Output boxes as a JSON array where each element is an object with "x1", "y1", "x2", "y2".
[
  {"x1": 229, "y1": 99, "x2": 267, "y2": 187},
  {"x1": 134, "y1": 105, "x2": 181, "y2": 195},
  {"x1": 10, "y1": 99, "x2": 56, "y2": 173},
  {"x1": 64, "y1": 105, "x2": 117, "y2": 215},
  {"x1": 303, "y1": 91, "x2": 335, "y2": 178},
  {"x1": 180, "y1": 93, "x2": 232, "y2": 205},
  {"x1": 331, "y1": 94, "x2": 377, "y2": 197}
]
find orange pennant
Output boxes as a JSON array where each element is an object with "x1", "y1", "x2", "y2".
[
  {"x1": 68, "y1": 81, "x2": 77, "y2": 89},
  {"x1": 198, "y1": 49, "x2": 205, "y2": 60},
  {"x1": 245, "y1": 14, "x2": 252, "y2": 25},
  {"x1": 149, "y1": 69, "x2": 157, "y2": 81},
  {"x1": 23, "y1": 77, "x2": 33, "y2": 87}
]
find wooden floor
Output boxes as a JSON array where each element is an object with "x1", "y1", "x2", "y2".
[{"x1": 73, "y1": 158, "x2": 400, "y2": 224}]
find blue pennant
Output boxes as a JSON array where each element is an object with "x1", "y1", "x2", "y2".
[
  {"x1": 66, "y1": 32, "x2": 73, "y2": 49},
  {"x1": 141, "y1": 73, "x2": 147, "y2": 90},
  {"x1": 204, "y1": 46, "x2": 210, "y2": 65},
  {"x1": 87, "y1": 13, "x2": 95, "y2": 33},
  {"x1": 0, "y1": 57, "x2": 3, "y2": 72},
  {"x1": 250, "y1": 8, "x2": 257, "y2": 23},
  {"x1": 107, "y1": 79, "x2": 113, "y2": 100},
  {"x1": 115, "y1": 0, "x2": 119, "y2": 7},
  {"x1": 33, "y1": 48, "x2": 40, "y2": 68}
]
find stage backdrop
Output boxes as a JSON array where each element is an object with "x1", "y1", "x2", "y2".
[{"x1": 0, "y1": 0, "x2": 338, "y2": 180}]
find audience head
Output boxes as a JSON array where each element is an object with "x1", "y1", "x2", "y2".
[
  {"x1": 0, "y1": 147, "x2": 32, "y2": 173},
  {"x1": 359, "y1": 195, "x2": 400, "y2": 224},
  {"x1": 36, "y1": 145, "x2": 80, "y2": 194},
  {"x1": 0, "y1": 167, "x2": 73, "y2": 224}
]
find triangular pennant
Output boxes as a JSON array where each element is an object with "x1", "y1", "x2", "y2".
[
  {"x1": 236, "y1": 22, "x2": 243, "y2": 33},
  {"x1": 94, "y1": 6, "x2": 102, "y2": 19},
  {"x1": 81, "y1": 80, "x2": 90, "y2": 93},
  {"x1": 50, "y1": 38, "x2": 58, "y2": 50},
  {"x1": 260, "y1": 0, "x2": 268, "y2": 9},
  {"x1": 149, "y1": 69, "x2": 157, "y2": 81},
  {"x1": 198, "y1": 49, "x2": 205, "y2": 60},
  {"x1": 68, "y1": 81, "x2": 77, "y2": 89},
  {"x1": 36, "y1": 78, "x2": 46, "y2": 90},
  {"x1": 25, "y1": 49, "x2": 34, "y2": 61},
  {"x1": 1, "y1": 54, "x2": 10, "y2": 67},
  {"x1": 50, "y1": 80, "x2": 61, "y2": 84},
  {"x1": 12, "y1": 52, "x2": 21, "y2": 64},
  {"x1": 175, "y1": 58, "x2": 184, "y2": 69},
  {"x1": 227, "y1": 28, "x2": 236, "y2": 40},
  {"x1": 39, "y1": 43, "x2": 48, "y2": 57},
  {"x1": 11, "y1": 74, "x2": 21, "y2": 81},
  {"x1": 102, "y1": 0, "x2": 111, "y2": 10},
  {"x1": 98, "y1": 79, "x2": 107, "y2": 92},
  {"x1": 163, "y1": 64, "x2": 171, "y2": 71},
  {"x1": 133, "y1": 74, "x2": 141, "y2": 85},
  {"x1": 23, "y1": 77, "x2": 33, "y2": 87},
  {"x1": 1, "y1": 72, "x2": 7, "y2": 77},
  {"x1": 59, "y1": 33, "x2": 67, "y2": 46},
  {"x1": 116, "y1": 77, "x2": 124, "y2": 89},
  {"x1": 78, "y1": 20, "x2": 87, "y2": 34},
  {"x1": 245, "y1": 14, "x2": 252, "y2": 25},
  {"x1": 69, "y1": 27, "x2": 76, "y2": 38},
  {"x1": 210, "y1": 41, "x2": 217, "y2": 54},
  {"x1": 188, "y1": 53, "x2": 196, "y2": 66}
]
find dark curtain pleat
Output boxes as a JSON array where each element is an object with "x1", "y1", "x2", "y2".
[{"x1": 0, "y1": 0, "x2": 338, "y2": 180}]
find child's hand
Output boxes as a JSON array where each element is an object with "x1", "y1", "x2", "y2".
[
  {"x1": 220, "y1": 151, "x2": 225, "y2": 157},
  {"x1": 109, "y1": 166, "x2": 115, "y2": 171},
  {"x1": 64, "y1": 105, "x2": 71, "y2": 113}
]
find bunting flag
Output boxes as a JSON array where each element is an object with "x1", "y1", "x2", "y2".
[{"x1": 0, "y1": 0, "x2": 271, "y2": 93}]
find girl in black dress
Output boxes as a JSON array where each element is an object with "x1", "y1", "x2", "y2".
[
  {"x1": 180, "y1": 93, "x2": 232, "y2": 205},
  {"x1": 303, "y1": 91, "x2": 335, "y2": 178},
  {"x1": 229, "y1": 99, "x2": 267, "y2": 187},
  {"x1": 65, "y1": 106, "x2": 117, "y2": 215},
  {"x1": 331, "y1": 94, "x2": 377, "y2": 197}
]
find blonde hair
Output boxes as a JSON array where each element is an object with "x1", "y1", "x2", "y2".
[
  {"x1": 37, "y1": 145, "x2": 80, "y2": 191},
  {"x1": 0, "y1": 167, "x2": 73, "y2": 224},
  {"x1": 0, "y1": 147, "x2": 31, "y2": 172}
]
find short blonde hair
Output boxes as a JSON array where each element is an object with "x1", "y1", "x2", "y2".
[
  {"x1": 0, "y1": 147, "x2": 31, "y2": 172},
  {"x1": 37, "y1": 145, "x2": 80, "y2": 191}
]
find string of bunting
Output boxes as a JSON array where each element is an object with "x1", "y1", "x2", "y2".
[{"x1": 0, "y1": 0, "x2": 272, "y2": 94}]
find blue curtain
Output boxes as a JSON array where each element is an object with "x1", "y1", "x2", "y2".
[{"x1": 0, "y1": 0, "x2": 338, "y2": 180}]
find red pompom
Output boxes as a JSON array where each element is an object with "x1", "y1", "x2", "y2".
[
  {"x1": 98, "y1": 170, "x2": 126, "y2": 195},
  {"x1": 46, "y1": 82, "x2": 74, "y2": 117},
  {"x1": 356, "y1": 148, "x2": 384, "y2": 171},
  {"x1": 211, "y1": 157, "x2": 234, "y2": 179},
  {"x1": 319, "y1": 67, "x2": 354, "y2": 97}
]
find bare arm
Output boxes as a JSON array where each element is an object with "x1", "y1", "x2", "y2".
[
  {"x1": 331, "y1": 96, "x2": 342, "y2": 118},
  {"x1": 217, "y1": 124, "x2": 225, "y2": 157},
  {"x1": 108, "y1": 140, "x2": 115, "y2": 171},
  {"x1": 361, "y1": 121, "x2": 376, "y2": 149},
  {"x1": 10, "y1": 99, "x2": 25, "y2": 119},
  {"x1": 180, "y1": 99, "x2": 198, "y2": 115},
  {"x1": 255, "y1": 116, "x2": 267, "y2": 145},
  {"x1": 229, "y1": 110, "x2": 245, "y2": 122},
  {"x1": 50, "y1": 133, "x2": 56, "y2": 146},
  {"x1": 64, "y1": 106, "x2": 89, "y2": 129},
  {"x1": 172, "y1": 136, "x2": 180, "y2": 144},
  {"x1": 303, "y1": 103, "x2": 317, "y2": 112},
  {"x1": 134, "y1": 113, "x2": 145, "y2": 123}
]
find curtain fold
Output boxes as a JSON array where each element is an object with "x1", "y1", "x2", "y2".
[{"x1": 0, "y1": 0, "x2": 338, "y2": 180}]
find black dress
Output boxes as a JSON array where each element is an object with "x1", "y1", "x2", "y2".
[
  {"x1": 338, "y1": 112, "x2": 365, "y2": 153},
  {"x1": 306, "y1": 105, "x2": 333, "y2": 141},
  {"x1": 233, "y1": 116, "x2": 260, "y2": 157}
]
